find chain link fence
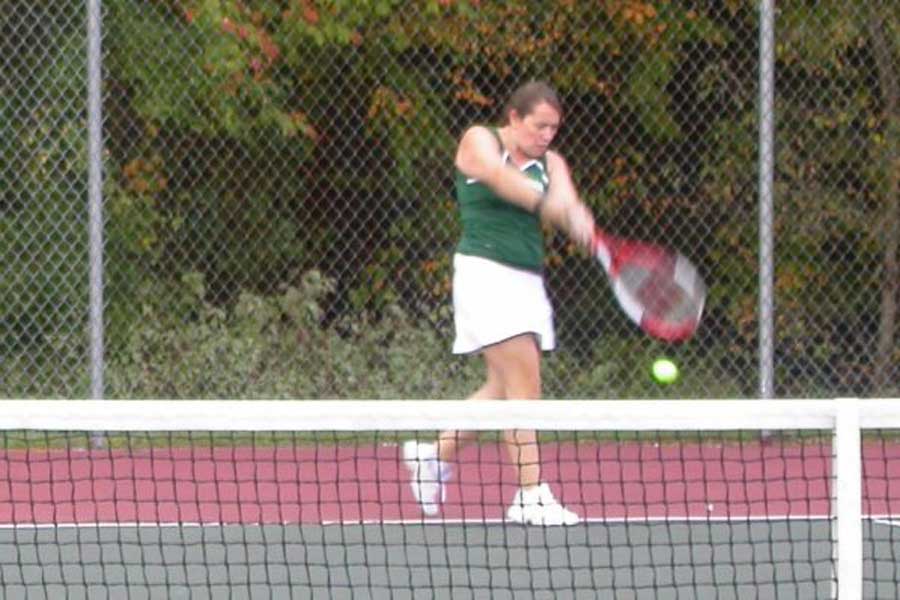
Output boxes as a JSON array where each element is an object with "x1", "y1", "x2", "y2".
[{"x1": 2, "y1": 1, "x2": 897, "y2": 399}]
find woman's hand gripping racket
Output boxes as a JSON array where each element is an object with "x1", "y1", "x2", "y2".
[{"x1": 592, "y1": 228, "x2": 706, "y2": 342}]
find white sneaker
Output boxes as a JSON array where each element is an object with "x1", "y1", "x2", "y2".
[
  {"x1": 402, "y1": 440, "x2": 446, "y2": 516},
  {"x1": 507, "y1": 483, "x2": 580, "y2": 526}
]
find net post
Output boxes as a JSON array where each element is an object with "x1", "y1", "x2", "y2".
[{"x1": 834, "y1": 397, "x2": 863, "y2": 599}]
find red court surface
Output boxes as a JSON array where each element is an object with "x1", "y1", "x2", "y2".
[{"x1": 1, "y1": 440, "x2": 898, "y2": 525}]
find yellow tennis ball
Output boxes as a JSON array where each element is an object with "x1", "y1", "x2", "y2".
[{"x1": 651, "y1": 358, "x2": 679, "y2": 384}]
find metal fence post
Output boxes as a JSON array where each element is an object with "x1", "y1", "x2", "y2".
[
  {"x1": 87, "y1": 0, "x2": 105, "y2": 446},
  {"x1": 758, "y1": 0, "x2": 776, "y2": 402}
]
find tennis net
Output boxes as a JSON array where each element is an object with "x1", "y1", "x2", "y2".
[{"x1": 0, "y1": 399, "x2": 897, "y2": 599}]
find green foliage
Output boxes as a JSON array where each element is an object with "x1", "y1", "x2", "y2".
[
  {"x1": 96, "y1": 0, "x2": 895, "y2": 396},
  {"x1": 107, "y1": 270, "x2": 483, "y2": 398},
  {"x1": 4, "y1": 0, "x2": 895, "y2": 398},
  {"x1": 1, "y1": 13, "x2": 91, "y2": 394},
  {"x1": 107, "y1": 0, "x2": 315, "y2": 143},
  {"x1": 546, "y1": 336, "x2": 748, "y2": 400},
  {"x1": 106, "y1": 268, "x2": 748, "y2": 399},
  {"x1": 766, "y1": 1, "x2": 898, "y2": 390}
]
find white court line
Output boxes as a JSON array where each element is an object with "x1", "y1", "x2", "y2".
[
  {"x1": 870, "y1": 518, "x2": 900, "y2": 529},
  {"x1": 325, "y1": 514, "x2": 839, "y2": 526},
  {"x1": 0, "y1": 513, "x2": 846, "y2": 529}
]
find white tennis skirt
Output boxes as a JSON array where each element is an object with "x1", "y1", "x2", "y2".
[{"x1": 452, "y1": 253, "x2": 556, "y2": 354}]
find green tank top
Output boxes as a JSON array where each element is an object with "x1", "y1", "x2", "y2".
[{"x1": 455, "y1": 128, "x2": 548, "y2": 272}]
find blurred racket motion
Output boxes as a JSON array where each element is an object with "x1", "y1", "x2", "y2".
[{"x1": 593, "y1": 228, "x2": 706, "y2": 342}]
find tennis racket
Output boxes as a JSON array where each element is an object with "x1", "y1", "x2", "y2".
[{"x1": 593, "y1": 228, "x2": 706, "y2": 342}]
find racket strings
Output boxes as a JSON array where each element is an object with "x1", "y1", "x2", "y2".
[{"x1": 621, "y1": 263, "x2": 700, "y2": 323}]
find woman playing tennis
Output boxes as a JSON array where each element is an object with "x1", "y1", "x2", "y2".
[{"x1": 404, "y1": 81, "x2": 594, "y2": 525}]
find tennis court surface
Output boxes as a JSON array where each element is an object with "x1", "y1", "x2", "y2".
[{"x1": 0, "y1": 399, "x2": 897, "y2": 599}]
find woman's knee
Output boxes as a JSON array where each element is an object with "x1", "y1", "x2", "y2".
[{"x1": 484, "y1": 335, "x2": 541, "y2": 399}]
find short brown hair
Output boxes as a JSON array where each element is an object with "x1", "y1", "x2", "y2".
[{"x1": 503, "y1": 81, "x2": 562, "y2": 123}]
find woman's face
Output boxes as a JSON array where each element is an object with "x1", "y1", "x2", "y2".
[{"x1": 509, "y1": 101, "x2": 560, "y2": 159}]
